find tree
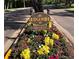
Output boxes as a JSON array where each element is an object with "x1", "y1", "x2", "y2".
[
  {"x1": 23, "y1": 0, "x2": 26, "y2": 7},
  {"x1": 31, "y1": 0, "x2": 43, "y2": 12},
  {"x1": 65, "y1": 0, "x2": 73, "y2": 7}
]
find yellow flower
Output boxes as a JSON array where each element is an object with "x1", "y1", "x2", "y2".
[
  {"x1": 42, "y1": 45, "x2": 50, "y2": 54},
  {"x1": 44, "y1": 36, "x2": 50, "y2": 45},
  {"x1": 52, "y1": 33, "x2": 59, "y2": 40},
  {"x1": 49, "y1": 39, "x2": 54, "y2": 46},
  {"x1": 44, "y1": 36, "x2": 54, "y2": 46},
  {"x1": 37, "y1": 48, "x2": 44, "y2": 55},
  {"x1": 20, "y1": 48, "x2": 30, "y2": 59},
  {"x1": 37, "y1": 45, "x2": 50, "y2": 55},
  {"x1": 5, "y1": 49, "x2": 12, "y2": 59},
  {"x1": 48, "y1": 21, "x2": 52, "y2": 28}
]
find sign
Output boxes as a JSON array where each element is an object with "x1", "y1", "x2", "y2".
[{"x1": 28, "y1": 17, "x2": 50, "y2": 22}]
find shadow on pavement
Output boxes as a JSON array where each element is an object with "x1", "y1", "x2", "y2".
[
  {"x1": 5, "y1": 10, "x2": 30, "y2": 21},
  {"x1": 49, "y1": 11, "x2": 74, "y2": 17},
  {"x1": 5, "y1": 8, "x2": 31, "y2": 15},
  {"x1": 4, "y1": 9, "x2": 31, "y2": 31},
  {"x1": 4, "y1": 21, "x2": 25, "y2": 30}
]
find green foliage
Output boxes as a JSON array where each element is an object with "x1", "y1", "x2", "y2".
[
  {"x1": 42, "y1": 0, "x2": 53, "y2": 5},
  {"x1": 48, "y1": 48, "x2": 58, "y2": 56},
  {"x1": 4, "y1": 0, "x2": 74, "y2": 9}
]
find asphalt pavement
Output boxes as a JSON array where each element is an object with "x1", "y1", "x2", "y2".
[{"x1": 49, "y1": 9, "x2": 74, "y2": 36}]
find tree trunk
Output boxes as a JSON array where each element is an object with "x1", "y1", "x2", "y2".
[
  {"x1": 31, "y1": 0, "x2": 43, "y2": 12},
  {"x1": 7, "y1": 1, "x2": 9, "y2": 9},
  {"x1": 23, "y1": 0, "x2": 26, "y2": 7},
  {"x1": 10, "y1": 1, "x2": 12, "y2": 9},
  {"x1": 4, "y1": 2, "x2": 7, "y2": 9},
  {"x1": 14, "y1": 0, "x2": 16, "y2": 8},
  {"x1": 65, "y1": 0, "x2": 72, "y2": 7}
]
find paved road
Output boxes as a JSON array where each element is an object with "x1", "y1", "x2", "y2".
[{"x1": 49, "y1": 9, "x2": 74, "y2": 36}]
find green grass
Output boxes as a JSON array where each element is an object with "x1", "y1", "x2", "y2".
[
  {"x1": 5, "y1": 9, "x2": 17, "y2": 13},
  {"x1": 66, "y1": 8, "x2": 74, "y2": 13},
  {"x1": 5, "y1": 8, "x2": 28, "y2": 13}
]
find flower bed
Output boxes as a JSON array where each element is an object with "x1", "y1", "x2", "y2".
[{"x1": 5, "y1": 13, "x2": 73, "y2": 59}]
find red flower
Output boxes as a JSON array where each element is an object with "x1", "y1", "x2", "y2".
[{"x1": 48, "y1": 54, "x2": 59, "y2": 59}]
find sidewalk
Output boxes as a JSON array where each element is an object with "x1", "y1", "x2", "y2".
[{"x1": 4, "y1": 8, "x2": 31, "y2": 53}]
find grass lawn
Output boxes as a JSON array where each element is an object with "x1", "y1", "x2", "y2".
[
  {"x1": 65, "y1": 4, "x2": 74, "y2": 13},
  {"x1": 5, "y1": 8, "x2": 27, "y2": 13},
  {"x1": 5, "y1": 9, "x2": 17, "y2": 13},
  {"x1": 66, "y1": 8, "x2": 74, "y2": 13}
]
